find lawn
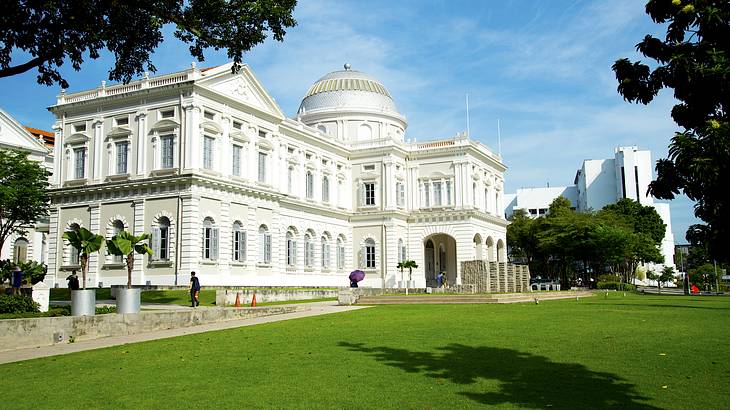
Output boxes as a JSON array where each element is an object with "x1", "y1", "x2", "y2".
[{"x1": 2, "y1": 293, "x2": 729, "y2": 409}]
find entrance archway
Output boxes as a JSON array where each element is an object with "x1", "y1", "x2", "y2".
[
  {"x1": 424, "y1": 234, "x2": 457, "y2": 287},
  {"x1": 473, "y1": 234, "x2": 483, "y2": 260}
]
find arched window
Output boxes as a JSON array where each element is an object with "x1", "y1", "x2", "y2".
[
  {"x1": 321, "y1": 235, "x2": 330, "y2": 269},
  {"x1": 322, "y1": 176, "x2": 330, "y2": 203},
  {"x1": 306, "y1": 171, "x2": 314, "y2": 199},
  {"x1": 151, "y1": 217, "x2": 171, "y2": 261},
  {"x1": 363, "y1": 238, "x2": 376, "y2": 269},
  {"x1": 202, "y1": 217, "x2": 218, "y2": 261},
  {"x1": 337, "y1": 236, "x2": 345, "y2": 270},
  {"x1": 358, "y1": 123, "x2": 372, "y2": 140},
  {"x1": 112, "y1": 220, "x2": 125, "y2": 263},
  {"x1": 13, "y1": 238, "x2": 29, "y2": 264},
  {"x1": 232, "y1": 221, "x2": 246, "y2": 262},
  {"x1": 398, "y1": 239, "x2": 406, "y2": 263},
  {"x1": 259, "y1": 225, "x2": 271, "y2": 264},
  {"x1": 286, "y1": 231, "x2": 297, "y2": 267},
  {"x1": 304, "y1": 232, "x2": 314, "y2": 267}
]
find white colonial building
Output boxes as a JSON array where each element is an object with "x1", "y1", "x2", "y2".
[
  {"x1": 0, "y1": 108, "x2": 54, "y2": 265},
  {"x1": 504, "y1": 146, "x2": 675, "y2": 268},
  {"x1": 46, "y1": 63, "x2": 508, "y2": 288}
]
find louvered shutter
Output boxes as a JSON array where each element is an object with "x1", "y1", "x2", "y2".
[
  {"x1": 151, "y1": 227, "x2": 161, "y2": 261},
  {"x1": 212, "y1": 228, "x2": 219, "y2": 260}
]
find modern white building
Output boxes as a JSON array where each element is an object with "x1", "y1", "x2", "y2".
[
  {"x1": 46, "y1": 63, "x2": 508, "y2": 289},
  {"x1": 504, "y1": 146, "x2": 675, "y2": 268},
  {"x1": 0, "y1": 108, "x2": 54, "y2": 265}
]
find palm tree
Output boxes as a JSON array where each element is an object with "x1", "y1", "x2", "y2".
[
  {"x1": 403, "y1": 260, "x2": 418, "y2": 284},
  {"x1": 397, "y1": 261, "x2": 406, "y2": 288},
  {"x1": 62, "y1": 227, "x2": 104, "y2": 290},
  {"x1": 106, "y1": 231, "x2": 152, "y2": 288}
]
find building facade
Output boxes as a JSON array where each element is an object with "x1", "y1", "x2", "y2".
[
  {"x1": 504, "y1": 146, "x2": 675, "y2": 268},
  {"x1": 0, "y1": 108, "x2": 54, "y2": 265},
  {"x1": 46, "y1": 63, "x2": 508, "y2": 288}
]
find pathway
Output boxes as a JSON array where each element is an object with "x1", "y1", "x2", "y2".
[{"x1": 0, "y1": 301, "x2": 369, "y2": 365}]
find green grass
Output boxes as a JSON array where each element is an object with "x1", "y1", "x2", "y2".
[
  {"x1": 139, "y1": 290, "x2": 216, "y2": 306},
  {"x1": 256, "y1": 297, "x2": 337, "y2": 306},
  {"x1": 49, "y1": 288, "x2": 112, "y2": 300},
  {"x1": 2, "y1": 293, "x2": 729, "y2": 409}
]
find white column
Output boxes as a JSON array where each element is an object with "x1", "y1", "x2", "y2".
[
  {"x1": 219, "y1": 201, "x2": 231, "y2": 279},
  {"x1": 184, "y1": 105, "x2": 200, "y2": 170},
  {"x1": 384, "y1": 162, "x2": 396, "y2": 210},
  {"x1": 46, "y1": 208, "x2": 59, "y2": 286},
  {"x1": 136, "y1": 112, "x2": 147, "y2": 176},
  {"x1": 88, "y1": 204, "x2": 101, "y2": 287},
  {"x1": 133, "y1": 200, "x2": 145, "y2": 285},
  {"x1": 179, "y1": 195, "x2": 200, "y2": 275},
  {"x1": 219, "y1": 117, "x2": 231, "y2": 176},
  {"x1": 454, "y1": 163, "x2": 462, "y2": 208},
  {"x1": 92, "y1": 119, "x2": 104, "y2": 181},
  {"x1": 52, "y1": 123, "x2": 63, "y2": 186},
  {"x1": 408, "y1": 166, "x2": 418, "y2": 210}
]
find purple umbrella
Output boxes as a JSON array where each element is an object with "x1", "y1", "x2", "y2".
[{"x1": 349, "y1": 270, "x2": 365, "y2": 282}]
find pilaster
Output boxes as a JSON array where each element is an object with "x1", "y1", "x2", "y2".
[
  {"x1": 136, "y1": 112, "x2": 147, "y2": 176},
  {"x1": 88, "y1": 204, "x2": 101, "y2": 286},
  {"x1": 133, "y1": 200, "x2": 145, "y2": 285},
  {"x1": 46, "y1": 208, "x2": 59, "y2": 286},
  {"x1": 179, "y1": 195, "x2": 201, "y2": 274},
  {"x1": 92, "y1": 119, "x2": 104, "y2": 181}
]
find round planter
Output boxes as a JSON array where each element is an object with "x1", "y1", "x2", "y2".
[
  {"x1": 71, "y1": 289, "x2": 96, "y2": 316},
  {"x1": 407, "y1": 280, "x2": 416, "y2": 289},
  {"x1": 116, "y1": 288, "x2": 141, "y2": 314}
]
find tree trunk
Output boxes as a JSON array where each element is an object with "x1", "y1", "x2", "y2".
[
  {"x1": 80, "y1": 253, "x2": 88, "y2": 290},
  {"x1": 126, "y1": 252, "x2": 134, "y2": 289}
]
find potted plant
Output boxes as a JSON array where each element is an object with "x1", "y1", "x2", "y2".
[
  {"x1": 63, "y1": 227, "x2": 104, "y2": 316},
  {"x1": 399, "y1": 260, "x2": 418, "y2": 294},
  {"x1": 106, "y1": 230, "x2": 152, "y2": 314},
  {"x1": 397, "y1": 261, "x2": 405, "y2": 289}
]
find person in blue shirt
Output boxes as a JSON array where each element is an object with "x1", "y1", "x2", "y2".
[
  {"x1": 12, "y1": 266, "x2": 23, "y2": 295},
  {"x1": 189, "y1": 271, "x2": 201, "y2": 307},
  {"x1": 437, "y1": 272, "x2": 444, "y2": 288}
]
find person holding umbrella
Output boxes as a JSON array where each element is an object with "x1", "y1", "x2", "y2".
[{"x1": 349, "y1": 270, "x2": 365, "y2": 288}]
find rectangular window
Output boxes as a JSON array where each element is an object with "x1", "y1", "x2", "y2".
[
  {"x1": 159, "y1": 226, "x2": 169, "y2": 260},
  {"x1": 203, "y1": 136, "x2": 214, "y2": 170},
  {"x1": 116, "y1": 141, "x2": 128, "y2": 174},
  {"x1": 322, "y1": 243, "x2": 330, "y2": 268},
  {"x1": 233, "y1": 231, "x2": 246, "y2": 262},
  {"x1": 424, "y1": 183, "x2": 430, "y2": 207},
  {"x1": 202, "y1": 227, "x2": 219, "y2": 260},
  {"x1": 204, "y1": 111, "x2": 215, "y2": 120},
  {"x1": 322, "y1": 177, "x2": 330, "y2": 203},
  {"x1": 263, "y1": 233, "x2": 272, "y2": 263},
  {"x1": 337, "y1": 244, "x2": 345, "y2": 269},
  {"x1": 365, "y1": 245, "x2": 375, "y2": 268},
  {"x1": 305, "y1": 240, "x2": 315, "y2": 267},
  {"x1": 74, "y1": 147, "x2": 86, "y2": 179},
  {"x1": 306, "y1": 172, "x2": 314, "y2": 199},
  {"x1": 446, "y1": 181, "x2": 452, "y2": 205},
  {"x1": 161, "y1": 109, "x2": 174, "y2": 118},
  {"x1": 259, "y1": 130, "x2": 267, "y2": 139},
  {"x1": 161, "y1": 136, "x2": 174, "y2": 169},
  {"x1": 434, "y1": 182, "x2": 442, "y2": 206},
  {"x1": 364, "y1": 182, "x2": 375, "y2": 206},
  {"x1": 286, "y1": 239, "x2": 297, "y2": 266},
  {"x1": 634, "y1": 166, "x2": 641, "y2": 204},
  {"x1": 116, "y1": 117, "x2": 129, "y2": 126},
  {"x1": 232, "y1": 145, "x2": 241, "y2": 176},
  {"x1": 233, "y1": 121, "x2": 242, "y2": 130},
  {"x1": 397, "y1": 182, "x2": 405, "y2": 207},
  {"x1": 74, "y1": 123, "x2": 86, "y2": 133},
  {"x1": 287, "y1": 168, "x2": 293, "y2": 193},
  {"x1": 363, "y1": 164, "x2": 375, "y2": 171},
  {"x1": 258, "y1": 152, "x2": 267, "y2": 183}
]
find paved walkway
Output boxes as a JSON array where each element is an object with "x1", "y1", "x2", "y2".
[{"x1": 0, "y1": 301, "x2": 368, "y2": 365}]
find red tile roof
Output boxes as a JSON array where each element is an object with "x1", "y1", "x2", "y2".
[{"x1": 24, "y1": 126, "x2": 55, "y2": 148}]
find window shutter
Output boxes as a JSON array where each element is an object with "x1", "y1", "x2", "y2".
[
  {"x1": 360, "y1": 183, "x2": 365, "y2": 206},
  {"x1": 242, "y1": 232, "x2": 247, "y2": 261},
  {"x1": 152, "y1": 227, "x2": 161, "y2": 261},
  {"x1": 212, "y1": 228, "x2": 219, "y2": 260},
  {"x1": 202, "y1": 228, "x2": 206, "y2": 258}
]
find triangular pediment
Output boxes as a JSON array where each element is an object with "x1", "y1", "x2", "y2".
[
  {"x1": 197, "y1": 64, "x2": 285, "y2": 119},
  {"x1": 0, "y1": 109, "x2": 49, "y2": 154}
]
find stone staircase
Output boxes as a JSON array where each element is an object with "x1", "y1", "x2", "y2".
[{"x1": 355, "y1": 291, "x2": 594, "y2": 305}]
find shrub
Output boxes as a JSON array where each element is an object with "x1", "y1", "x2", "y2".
[
  {"x1": 597, "y1": 282, "x2": 636, "y2": 291},
  {"x1": 597, "y1": 274, "x2": 621, "y2": 283},
  {"x1": 95, "y1": 306, "x2": 116, "y2": 314},
  {"x1": 0, "y1": 294, "x2": 40, "y2": 314}
]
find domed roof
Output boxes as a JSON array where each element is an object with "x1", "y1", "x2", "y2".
[{"x1": 298, "y1": 64, "x2": 400, "y2": 116}]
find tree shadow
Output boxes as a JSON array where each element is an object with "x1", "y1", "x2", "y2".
[{"x1": 339, "y1": 342, "x2": 659, "y2": 409}]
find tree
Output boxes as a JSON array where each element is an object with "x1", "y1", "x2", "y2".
[
  {"x1": 612, "y1": 0, "x2": 730, "y2": 262},
  {"x1": 0, "y1": 149, "x2": 50, "y2": 256},
  {"x1": 506, "y1": 209, "x2": 543, "y2": 264},
  {"x1": 647, "y1": 266, "x2": 676, "y2": 293},
  {"x1": 600, "y1": 199, "x2": 666, "y2": 245},
  {"x1": 106, "y1": 231, "x2": 152, "y2": 288},
  {"x1": 62, "y1": 227, "x2": 104, "y2": 290},
  {"x1": 0, "y1": 0, "x2": 297, "y2": 87}
]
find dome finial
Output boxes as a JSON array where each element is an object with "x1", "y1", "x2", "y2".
[{"x1": 344, "y1": 63, "x2": 352, "y2": 71}]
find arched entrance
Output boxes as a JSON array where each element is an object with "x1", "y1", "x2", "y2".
[
  {"x1": 424, "y1": 234, "x2": 457, "y2": 287},
  {"x1": 473, "y1": 233, "x2": 483, "y2": 260}
]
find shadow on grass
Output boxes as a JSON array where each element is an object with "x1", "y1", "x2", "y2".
[{"x1": 339, "y1": 342, "x2": 658, "y2": 409}]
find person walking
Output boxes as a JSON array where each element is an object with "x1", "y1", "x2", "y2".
[
  {"x1": 11, "y1": 266, "x2": 23, "y2": 295},
  {"x1": 437, "y1": 272, "x2": 444, "y2": 288},
  {"x1": 189, "y1": 271, "x2": 201, "y2": 307},
  {"x1": 66, "y1": 270, "x2": 80, "y2": 290}
]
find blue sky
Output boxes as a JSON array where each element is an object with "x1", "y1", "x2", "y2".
[{"x1": 1, "y1": 0, "x2": 699, "y2": 243}]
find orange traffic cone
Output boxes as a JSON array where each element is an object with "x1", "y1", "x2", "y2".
[
  {"x1": 250, "y1": 292, "x2": 257, "y2": 307},
  {"x1": 234, "y1": 292, "x2": 241, "y2": 308}
]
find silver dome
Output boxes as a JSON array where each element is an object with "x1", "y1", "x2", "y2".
[{"x1": 298, "y1": 68, "x2": 400, "y2": 115}]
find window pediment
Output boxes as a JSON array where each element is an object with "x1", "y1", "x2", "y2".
[
  {"x1": 107, "y1": 126, "x2": 132, "y2": 140},
  {"x1": 149, "y1": 119, "x2": 180, "y2": 133},
  {"x1": 257, "y1": 139, "x2": 273, "y2": 151},
  {"x1": 64, "y1": 133, "x2": 89, "y2": 145},
  {"x1": 230, "y1": 130, "x2": 250, "y2": 143},
  {"x1": 200, "y1": 120, "x2": 223, "y2": 135}
]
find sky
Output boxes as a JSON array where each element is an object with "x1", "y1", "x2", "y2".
[{"x1": 0, "y1": 0, "x2": 699, "y2": 244}]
